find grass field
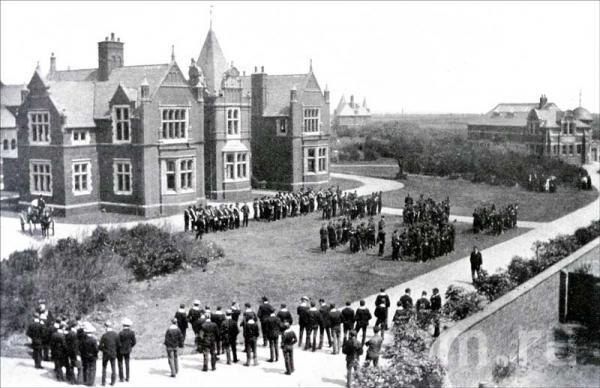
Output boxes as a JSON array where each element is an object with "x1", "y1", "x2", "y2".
[
  {"x1": 332, "y1": 164, "x2": 598, "y2": 222},
  {"x1": 0, "y1": 212, "x2": 528, "y2": 359}
]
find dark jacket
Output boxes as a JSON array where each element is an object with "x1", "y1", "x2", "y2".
[
  {"x1": 50, "y1": 330, "x2": 67, "y2": 360},
  {"x1": 342, "y1": 337, "x2": 363, "y2": 362},
  {"x1": 118, "y1": 328, "x2": 136, "y2": 355},
  {"x1": 257, "y1": 302, "x2": 275, "y2": 322},
  {"x1": 416, "y1": 297, "x2": 431, "y2": 311},
  {"x1": 187, "y1": 307, "x2": 203, "y2": 325},
  {"x1": 243, "y1": 309, "x2": 258, "y2": 324},
  {"x1": 341, "y1": 307, "x2": 355, "y2": 328},
  {"x1": 164, "y1": 326, "x2": 184, "y2": 349},
  {"x1": 399, "y1": 294, "x2": 413, "y2": 310},
  {"x1": 374, "y1": 305, "x2": 388, "y2": 321},
  {"x1": 354, "y1": 307, "x2": 372, "y2": 328},
  {"x1": 199, "y1": 320, "x2": 219, "y2": 346},
  {"x1": 242, "y1": 321, "x2": 259, "y2": 341},
  {"x1": 430, "y1": 294, "x2": 442, "y2": 311},
  {"x1": 470, "y1": 251, "x2": 483, "y2": 269},
  {"x1": 231, "y1": 307, "x2": 241, "y2": 323},
  {"x1": 99, "y1": 330, "x2": 120, "y2": 359},
  {"x1": 220, "y1": 318, "x2": 239, "y2": 343},
  {"x1": 65, "y1": 329, "x2": 80, "y2": 357},
  {"x1": 281, "y1": 329, "x2": 297, "y2": 350},
  {"x1": 329, "y1": 309, "x2": 342, "y2": 329},
  {"x1": 319, "y1": 304, "x2": 332, "y2": 327},
  {"x1": 262, "y1": 315, "x2": 281, "y2": 340},
  {"x1": 365, "y1": 334, "x2": 383, "y2": 359},
  {"x1": 174, "y1": 309, "x2": 188, "y2": 330},
  {"x1": 297, "y1": 303, "x2": 310, "y2": 326},
  {"x1": 307, "y1": 308, "x2": 321, "y2": 328},
  {"x1": 374, "y1": 293, "x2": 391, "y2": 309},
  {"x1": 276, "y1": 309, "x2": 293, "y2": 326},
  {"x1": 81, "y1": 334, "x2": 99, "y2": 361},
  {"x1": 211, "y1": 311, "x2": 226, "y2": 329},
  {"x1": 26, "y1": 321, "x2": 44, "y2": 348}
]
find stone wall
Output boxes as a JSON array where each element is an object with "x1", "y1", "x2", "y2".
[{"x1": 431, "y1": 239, "x2": 600, "y2": 387}]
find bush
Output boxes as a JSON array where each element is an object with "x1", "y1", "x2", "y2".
[
  {"x1": 353, "y1": 315, "x2": 446, "y2": 388},
  {"x1": 506, "y1": 256, "x2": 542, "y2": 285},
  {"x1": 442, "y1": 285, "x2": 487, "y2": 321},
  {"x1": 473, "y1": 270, "x2": 515, "y2": 301}
]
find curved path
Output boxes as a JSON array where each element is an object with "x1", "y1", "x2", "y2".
[{"x1": 1, "y1": 165, "x2": 599, "y2": 387}]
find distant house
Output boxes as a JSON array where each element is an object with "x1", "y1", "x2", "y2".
[
  {"x1": 333, "y1": 95, "x2": 371, "y2": 130},
  {"x1": 0, "y1": 82, "x2": 23, "y2": 191},
  {"x1": 468, "y1": 95, "x2": 594, "y2": 165}
]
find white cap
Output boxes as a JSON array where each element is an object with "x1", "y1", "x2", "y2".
[{"x1": 122, "y1": 318, "x2": 132, "y2": 326}]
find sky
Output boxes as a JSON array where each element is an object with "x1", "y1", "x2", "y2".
[{"x1": 1, "y1": 1, "x2": 598, "y2": 114}]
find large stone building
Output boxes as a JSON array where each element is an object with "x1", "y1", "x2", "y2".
[
  {"x1": 333, "y1": 94, "x2": 370, "y2": 130},
  {"x1": 467, "y1": 95, "x2": 595, "y2": 165},
  {"x1": 12, "y1": 27, "x2": 331, "y2": 215}
]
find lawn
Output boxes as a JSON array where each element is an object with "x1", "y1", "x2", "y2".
[
  {"x1": 332, "y1": 164, "x2": 598, "y2": 222},
  {"x1": 0, "y1": 213, "x2": 528, "y2": 359}
]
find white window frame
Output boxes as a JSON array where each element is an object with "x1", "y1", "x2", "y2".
[
  {"x1": 28, "y1": 111, "x2": 50, "y2": 144},
  {"x1": 72, "y1": 159, "x2": 92, "y2": 196},
  {"x1": 303, "y1": 108, "x2": 320, "y2": 134},
  {"x1": 29, "y1": 159, "x2": 52, "y2": 195},
  {"x1": 276, "y1": 118, "x2": 287, "y2": 136},
  {"x1": 72, "y1": 129, "x2": 90, "y2": 145},
  {"x1": 161, "y1": 157, "x2": 196, "y2": 194},
  {"x1": 317, "y1": 146, "x2": 328, "y2": 173},
  {"x1": 223, "y1": 151, "x2": 248, "y2": 182},
  {"x1": 179, "y1": 159, "x2": 194, "y2": 192},
  {"x1": 305, "y1": 147, "x2": 317, "y2": 174},
  {"x1": 113, "y1": 159, "x2": 133, "y2": 195},
  {"x1": 113, "y1": 105, "x2": 131, "y2": 143},
  {"x1": 160, "y1": 107, "x2": 189, "y2": 142},
  {"x1": 226, "y1": 107, "x2": 241, "y2": 138}
]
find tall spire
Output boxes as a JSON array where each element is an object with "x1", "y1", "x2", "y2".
[
  {"x1": 197, "y1": 26, "x2": 228, "y2": 93},
  {"x1": 309, "y1": 58, "x2": 313, "y2": 73},
  {"x1": 210, "y1": 4, "x2": 214, "y2": 30},
  {"x1": 171, "y1": 45, "x2": 176, "y2": 62}
]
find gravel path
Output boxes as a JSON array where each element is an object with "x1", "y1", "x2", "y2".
[{"x1": 1, "y1": 164, "x2": 598, "y2": 387}]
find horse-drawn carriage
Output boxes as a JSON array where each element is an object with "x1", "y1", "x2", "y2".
[{"x1": 20, "y1": 199, "x2": 55, "y2": 237}]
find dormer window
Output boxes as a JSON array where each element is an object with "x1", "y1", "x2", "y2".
[{"x1": 113, "y1": 105, "x2": 131, "y2": 143}]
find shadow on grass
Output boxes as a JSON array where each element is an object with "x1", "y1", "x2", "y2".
[{"x1": 322, "y1": 376, "x2": 346, "y2": 386}]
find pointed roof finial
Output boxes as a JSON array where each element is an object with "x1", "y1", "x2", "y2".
[
  {"x1": 210, "y1": 4, "x2": 214, "y2": 30},
  {"x1": 35, "y1": 61, "x2": 41, "y2": 72},
  {"x1": 171, "y1": 45, "x2": 176, "y2": 62},
  {"x1": 309, "y1": 58, "x2": 313, "y2": 73}
]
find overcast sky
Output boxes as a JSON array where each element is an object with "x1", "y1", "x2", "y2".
[{"x1": 1, "y1": 1, "x2": 598, "y2": 114}]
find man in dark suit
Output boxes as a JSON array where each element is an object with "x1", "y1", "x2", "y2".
[
  {"x1": 342, "y1": 330, "x2": 363, "y2": 388},
  {"x1": 399, "y1": 288, "x2": 413, "y2": 310},
  {"x1": 305, "y1": 302, "x2": 321, "y2": 352},
  {"x1": 318, "y1": 299, "x2": 332, "y2": 349},
  {"x1": 374, "y1": 288, "x2": 391, "y2": 336},
  {"x1": 242, "y1": 318, "x2": 259, "y2": 366},
  {"x1": 26, "y1": 314, "x2": 44, "y2": 369},
  {"x1": 164, "y1": 319, "x2": 184, "y2": 377},
  {"x1": 199, "y1": 316, "x2": 219, "y2": 371},
  {"x1": 470, "y1": 246, "x2": 483, "y2": 281},
  {"x1": 430, "y1": 288, "x2": 442, "y2": 337},
  {"x1": 174, "y1": 304, "x2": 188, "y2": 343},
  {"x1": 364, "y1": 326, "x2": 383, "y2": 367},
  {"x1": 281, "y1": 322, "x2": 297, "y2": 375},
  {"x1": 99, "y1": 321, "x2": 120, "y2": 386},
  {"x1": 81, "y1": 323, "x2": 99, "y2": 386},
  {"x1": 297, "y1": 297, "x2": 310, "y2": 348},
  {"x1": 354, "y1": 300, "x2": 372, "y2": 347},
  {"x1": 50, "y1": 322, "x2": 67, "y2": 381},
  {"x1": 276, "y1": 304, "x2": 293, "y2": 327},
  {"x1": 117, "y1": 319, "x2": 136, "y2": 382},
  {"x1": 329, "y1": 304, "x2": 343, "y2": 355},
  {"x1": 341, "y1": 301, "x2": 355, "y2": 340},
  {"x1": 65, "y1": 321, "x2": 82, "y2": 384},
  {"x1": 188, "y1": 300, "x2": 204, "y2": 337},
  {"x1": 263, "y1": 312, "x2": 281, "y2": 362},
  {"x1": 416, "y1": 291, "x2": 431, "y2": 312},
  {"x1": 211, "y1": 306, "x2": 226, "y2": 355},
  {"x1": 257, "y1": 297, "x2": 275, "y2": 347},
  {"x1": 220, "y1": 310, "x2": 239, "y2": 364}
]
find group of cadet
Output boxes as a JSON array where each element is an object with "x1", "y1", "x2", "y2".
[
  {"x1": 578, "y1": 174, "x2": 593, "y2": 190},
  {"x1": 472, "y1": 203, "x2": 518, "y2": 235},
  {"x1": 319, "y1": 215, "x2": 387, "y2": 254},
  {"x1": 184, "y1": 203, "x2": 250, "y2": 239},
  {"x1": 26, "y1": 300, "x2": 136, "y2": 386},
  {"x1": 390, "y1": 221, "x2": 456, "y2": 262},
  {"x1": 402, "y1": 193, "x2": 450, "y2": 226},
  {"x1": 527, "y1": 173, "x2": 557, "y2": 193},
  {"x1": 27, "y1": 286, "x2": 446, "y2": 388},
  {"x1": 318, "y1": 190, "x2": 383, "y2": 220}
]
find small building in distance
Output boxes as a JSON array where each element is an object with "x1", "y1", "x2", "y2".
[
  {"x1": 333, "y1": 94, "x2": 371, "y2": 130},
  {"x1": 467, "y1": 94, "x2": 594, "y2": 165},
  {"x1": 0, "y1": 81, "x2": 24, "y2": 191}
]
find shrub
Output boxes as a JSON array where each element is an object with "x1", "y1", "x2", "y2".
[
  {"x1": 353, "y1": 315, "x2": 446, "y2": 388},
  {"x1": 442, "y1": 285, "x2": 487, "y2": 321},
  {"x1": 473, "y1": 270, "x2": 515, "y2": 301},
  {"x1": 506, "y1": 256, "x2": 542, "y2": 285}
]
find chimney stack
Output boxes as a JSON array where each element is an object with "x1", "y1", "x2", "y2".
[
  {"x1": 290, "y1": 86, "x2": 298, "y2": 102},
  {"x1": 49, "y1": 52, "x2": 57, "y2": 78},
  {"x1": 98, "y1": 33, "x2": 124, "y2": 81},
  {"x1": 324, "y1": 85, "x2": 330, "y2": 104},
  {"x1": 261, "y1": 66, "x2": 264, "y2": 73}
]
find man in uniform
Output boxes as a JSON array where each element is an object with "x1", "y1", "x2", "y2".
[
  {"x1": 242, "y1": 318, "x2": 259, "y2": 366},
  {"x1": 241, "y1": 202, "x2": 250, "y2": 227},
  {"x1": 281, "y1": 322, "x2": 297, "y2": 375},
  {"x1": 174, "y1": 304, "x2": 188, "y2": 343},
  {"x1": 470, "y1": 246, "x2": 483, "y2": 281},
  {"x1": 263, "y1": 312, "x2": 281, "y2": 362},
  {"x1": 211, "y1": 306, "x2": 226, "y2": 355},
  {"x1": 230, "y1": 302, "x2": 241, "y2": 324},
  {"x1": 329, "y1": 303, "x2": 342, "y2": 355},
  {"x1": 26, "y1": 313, "x2": 44, "y2": 369},
  {"x1": 50, "y1": 321, "x2": 67, "y2": 381},
  {"x1": 277, "y1": 304, "x2": 293, "y2": 327},
  {"x1": 342, "y1": 330, "x2": 363, "y2": 388},
  {"x1": 399, "y1": 288, "x2": 413, "y2": 310},
  {"x1": 320, "y1": 224, "x2": 328, "y2": 253},
  {"x1": 416, "y1": 291, "x2": 431, "y2": 312},
  {"x1": 99, "y1": 321, "x2": 119, "y2": 386},
  {"x1": 430, "y1": 288, "x2": 442, "y2": 337},
  {"x1": 164, "y1": 318, "x2": 183, "y2": 378},
  {"x1": 199, "y1": 315, "x2": 218, "y2": 371},
  {"x1": 297, "y1": 297, "x2": 310, "y2": 348},
  {"x1": 188, "y1": 300, "x2": 203, "y2": 338},
  {"x1": 377, "y1": 227, "x2": 386, "y2": 256},
  {"x1": 305, "y1": 302, "x2": 320, "y2": 352},
  {"x1": 65, "y1": 320, "x2": 82, "y2": 384},
  {"x1": 81, "y1": 323, "x2": 99, "y2": 386},
  {"x1": 117, "y1": 318, "x2": 136, "y2": 383},
  {"x1": 341, "y1": 301, "x2": 355, "y2": 340},
  {"x1": 354, "y1": 300, "x2": 372, "y2": 346},
  {"x1": 220, "y1": 310, "x2": 239, "y2": 364},
  {"x1": 363, "y1": 326, "x2": 383, "y2": 367},
  {"x1": 257, "y1": 297, "x2": 275, "y2": 347},
  {"x1": 318, "y1": 299, "x2": 332, "y2": 349}
]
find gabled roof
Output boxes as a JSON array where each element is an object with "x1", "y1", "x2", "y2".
[
  {"x1": 530, "y1": 109, "x2": 560, "y2": 128},
  {"x1": 263, "y1": 74, "x2": 309, "y2": 116},
  {"x1": 49, "y1": 68, "x2": 97, "y2": 82},
  {"x1": 197, "y1": 29, "x2": 228, "y2": 94},
  {"x1": 334, "y1": 95, "x2": 370, "y2": 118},
  {"x1": 46, "y1": 81, "x2": 96, "y2": 128},
  {"x1": 0, "y1": 83, "x2": 23, "y2": 107},
  {"x1": 469, "y1": 112, "x2": 529, "y2": 127},
  {"x1": 1, "y1": 104, "x2": 17, "y2": 128}
]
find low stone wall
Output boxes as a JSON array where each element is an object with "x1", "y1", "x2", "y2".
[{"x1": 431, "y1": 238, "x2": 600, "y2": 387}]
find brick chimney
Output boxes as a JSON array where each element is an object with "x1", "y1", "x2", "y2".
[{"x1": 98, "y1": 33, "x2": 124, "y2": 81}]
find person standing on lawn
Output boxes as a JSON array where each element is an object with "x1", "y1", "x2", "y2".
[
  {"x1": 199, "y1": 315, "x2": 219, "y2": 371},
  {"x1": 26, "y1": 313, "x2": 44, "y2": 369},
  {"x1": 354, "y1": 300, "x2": 372, "y2": 347},
  {"x1": 399, "y1": 288, "x2": 413, "y2": 310},
  {"x1": 263, "y1": 312, "x2": 281, "y2": 362},
  {"x1": 341, "y1": 301, "x2": 355, "y2": 340},
  {"x1": 221, "y1": 310, "x2": 239, "y2": 364},
  {"x1": 188, "y1": 300, "x2": 204, "y2": 337},
  {"x1": 297, "y1": 296, "x2": 310, "y2": 348},
  {"x1": 257, "y1": 297, "x2": 275, "y2": 347},
  {"x1": 242, "y1": 318, "x2": 260, "y2": 366},
  {"x1": 164, "y1": 318, "x2": 184, "y2": 377},
  {"x1": 281, "y1": 322, "x2": 297, "y2": 375},
  {"x1": 470, "y1": 246, "x2": 483, "y2": 281},
  {"x1": 99, "y1": 321, "x2": 119, "y2": 386},
  {"x1": 81, "y1": 323, "x2": 99, "y2": 386},
  {"x1": 174, "y1": 304, "x2": 188, "y2": 343},
  {"x1": 329, "y1": 303, "x2": 343, "y2": 355},
  {"x1": 117, "y1": 318, "x2": 136, "y2": 383},
  {"x1": 320, "y1": 223, "x2": 328, "y2": 252},
  {"x1": 342, "y1": 330, "x2": 363, "y2": 388}
]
